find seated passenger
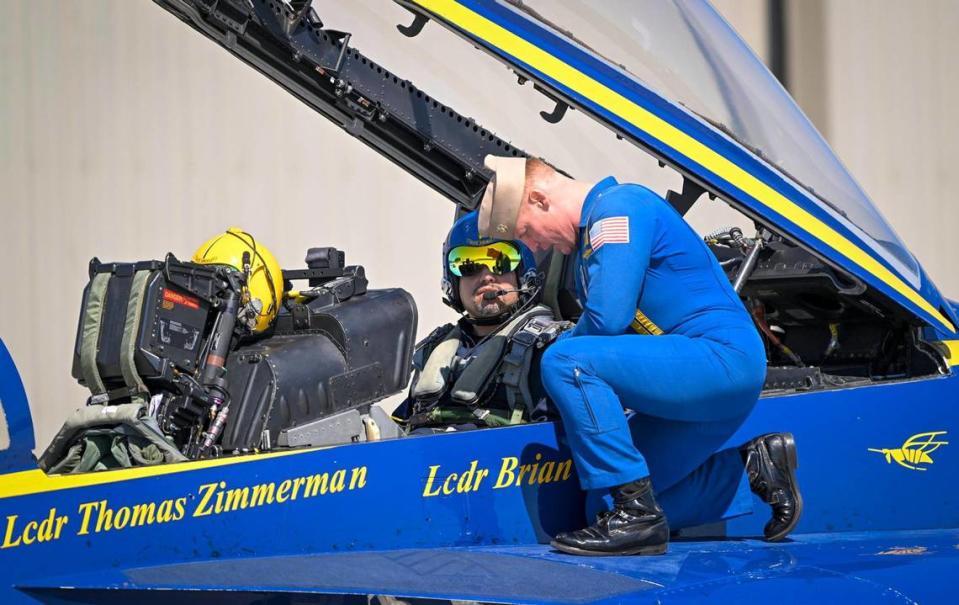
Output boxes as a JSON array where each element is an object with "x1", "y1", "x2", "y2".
[{"x1": 394, "y1": 211, "x2": 568, "y2": 434}]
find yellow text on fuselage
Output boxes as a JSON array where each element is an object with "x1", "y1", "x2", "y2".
[
  {"x1": 422, "y1": 454, "x2": 572, "y2": 497},
  {"x1": 2, "y1": 508, "x2": 69, "y2": 548}
]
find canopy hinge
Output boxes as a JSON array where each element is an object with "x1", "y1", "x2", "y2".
[
  {"x1": 533, "y1": 84, "x2": 570, "y2": 124},
  {"x1": 665, "y1": 177, "x2": 706, "y2": 216},
  {"x1": 397, "y1": 9, "x2": 430, "y2": 38}
]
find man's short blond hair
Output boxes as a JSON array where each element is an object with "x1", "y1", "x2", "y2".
[{"x1": 524, "y1": 157, "x2": 553, "y2": 190}]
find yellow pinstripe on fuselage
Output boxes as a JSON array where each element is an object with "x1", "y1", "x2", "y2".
[{"x1": 940, "y1": 340, "x2": 959, "y2": 367}]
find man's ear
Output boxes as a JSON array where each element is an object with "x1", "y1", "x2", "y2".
[{"x1": 529, "y1": 189, "x2": 549, "y2": 211}]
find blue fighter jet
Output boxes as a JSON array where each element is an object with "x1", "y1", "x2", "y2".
[{"x1": 1, "y1": 0, "x2": 958, "y2": 603}]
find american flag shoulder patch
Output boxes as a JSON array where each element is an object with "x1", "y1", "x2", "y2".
[{"x1": 588, "y1": 216, "x2": 630, "y2": 252}]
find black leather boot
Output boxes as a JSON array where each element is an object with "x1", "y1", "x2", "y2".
[
  {"x1": 740, "y1": 432, "x2": 803, "y2": 541},
  {"x1": 551, "y1": 478, "x2": 669, "y2": 556}
]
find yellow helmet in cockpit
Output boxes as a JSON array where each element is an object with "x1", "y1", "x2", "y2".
[{"x1": 192, "y1": 227, "x2": 283, "y2": 333}]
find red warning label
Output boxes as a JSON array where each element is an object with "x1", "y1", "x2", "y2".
[{"x1": 163, "y1": 289, "x2": 200, "y2": 310}]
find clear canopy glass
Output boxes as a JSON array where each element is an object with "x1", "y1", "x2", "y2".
[{"x1": 504, "y1": 0, "x2": 919, "y2": 284}]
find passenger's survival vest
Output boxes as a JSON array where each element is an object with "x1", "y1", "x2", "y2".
[{"x1": 406, "y1": 305, "x2": 570, "y2": 428}]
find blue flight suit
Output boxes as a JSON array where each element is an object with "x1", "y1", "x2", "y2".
[{"x1": 540, "y1": 177, "x2": 767, "y2": 529}]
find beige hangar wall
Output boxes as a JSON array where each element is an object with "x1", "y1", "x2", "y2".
[
  {"x1": 786, "y1": 0, "x2": 959, "y2": 300},
  {"x1": 1, "y1": 1, "x2": 952, "y2": 451},
  {"x1": 812, "y1": 1, "x2": 959, "y2": 302}
]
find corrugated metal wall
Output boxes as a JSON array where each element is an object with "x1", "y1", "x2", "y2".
[{"x1": 1, "y1": 1, "x2": 953, "y2": 450}]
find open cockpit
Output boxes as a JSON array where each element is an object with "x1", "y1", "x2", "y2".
[{"x1": 37, "y1": 0, "x2": 952, "y2": 472}]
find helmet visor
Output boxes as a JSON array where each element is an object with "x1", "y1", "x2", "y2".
[{"x1": 448, "y1": 242, "x2": 522, "y2": 277}]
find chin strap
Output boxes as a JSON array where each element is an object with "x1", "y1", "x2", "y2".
[{"x1": 469, "y1": 310, "x2": 516, "y2": 326}]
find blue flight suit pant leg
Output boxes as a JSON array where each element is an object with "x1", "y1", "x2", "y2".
[
  {"x1": 541, "y1": 330, "x2": 764, "y2": 529},
  {"x1": 585, "y1": 414, "x2": 755, "y2": 529}
]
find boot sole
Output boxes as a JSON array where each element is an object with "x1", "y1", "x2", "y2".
[
  {"x1": 765, "y1": 432, "x2": 803, "y2": 542},
  {"x1": 549, "y1": 540, "x2": 668, "y2": 557}
]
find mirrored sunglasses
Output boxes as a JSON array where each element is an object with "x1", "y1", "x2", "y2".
[{"x1": 447, "y1": 242, "x2": 521, "y2": 277}]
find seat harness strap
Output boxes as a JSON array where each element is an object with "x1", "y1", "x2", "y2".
[
  {"x1": 119, "y1": 270, "x2": 152, "y2": 403},
  {"x1": 79, "y1": 272, "x2": 111, "y2": 398}
]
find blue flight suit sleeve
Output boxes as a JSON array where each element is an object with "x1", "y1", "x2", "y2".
[{"x1": 572, "y1": 188, "x2": 659, "y2": 337}]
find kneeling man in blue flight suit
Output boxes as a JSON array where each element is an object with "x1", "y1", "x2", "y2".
[{"x1": 478, "y1": 155, "x2": 803, "y2": 556}]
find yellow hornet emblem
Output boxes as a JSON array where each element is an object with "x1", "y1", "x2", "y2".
[{"x1": 868, "y1": 431, "x2": 948, "y2": 471}]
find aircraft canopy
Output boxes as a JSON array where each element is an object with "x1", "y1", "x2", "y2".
[{"x1": 504, "y1": 0, "x2": 918, "y2": 286}]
